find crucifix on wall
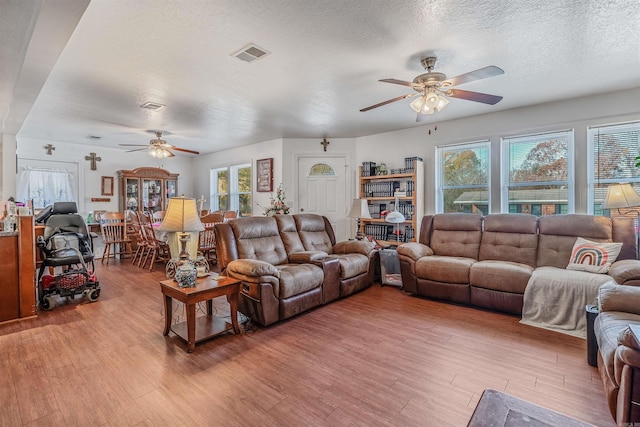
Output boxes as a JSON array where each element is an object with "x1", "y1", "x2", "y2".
[
  {"x1": 44, "y1": 144, "x2": 55, "y2": 155},
  {"x1": 85, "y1": 152, "x2": 102, "y2": 170},
  {"x1": 320, "y1": 138, "x2": 330, "y2": 152}
]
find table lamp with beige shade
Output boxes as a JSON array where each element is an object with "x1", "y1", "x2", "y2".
[
  {"x1": 158, "y1": 197, "x2": 204, "y2": 287},
  {"x1": 347, "y1": 198, "x2": 371, "y2": 240},
  {"x1": 601, "y1": 183, "x2": 640, "y2": 214}
]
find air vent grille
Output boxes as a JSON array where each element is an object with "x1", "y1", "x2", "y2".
[
  {"x1": 233, "y1": 44, "x2": 270, "y2": 63},
  {"x1": 140, "y1": 102, "x2": 166, "y2": 111}
]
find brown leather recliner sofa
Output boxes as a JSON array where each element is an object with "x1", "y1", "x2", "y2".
[
  {"x1": 397, "y1": 213, "x2": 640, "y2": 315},
  {"x1": 595, "y1": 282, "x2": 640, "y2": 425},
  {"x1": 214, "y1": 213, "x2": 376, "y2": 326}
]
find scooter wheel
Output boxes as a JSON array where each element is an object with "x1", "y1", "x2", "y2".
[
  {"x1": 41, "y1": 295, "x2": 56, "y2": 311},
  {"x1": 87, "y1": 289, "x2": 100, "y2": 302}
]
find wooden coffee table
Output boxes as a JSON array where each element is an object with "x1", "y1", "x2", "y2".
[{"x1": 160, "y1": 275, "x2": 240, "y2": 352}]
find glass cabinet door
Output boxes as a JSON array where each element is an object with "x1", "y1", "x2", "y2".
[
  {"x1": 142, "y1": 179, "x2": 163, "y2": 214},
  {"x1": 125, "y1": 178, "x2": 139, "y2": 211},
  {"x1": 165, "y1": 180, "x2": 177, "y2": 207}
]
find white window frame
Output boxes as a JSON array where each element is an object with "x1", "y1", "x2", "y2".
[
  {"x1": 587, "y1": 121, "x2": 640, "y2": 215},
  {"x1": 501, "y1": 130, "x2": 575, "y2": 214},
  {"x1": 210, "y1": 163, "x2": 252, "y2": 214},
  {"x1": 435, "y1": 140, "x2": 491, "y2": 214}
]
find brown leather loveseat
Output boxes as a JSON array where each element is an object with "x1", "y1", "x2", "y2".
[{"x1": 215, "y1": 214, "x2": 376, "y2": 326}]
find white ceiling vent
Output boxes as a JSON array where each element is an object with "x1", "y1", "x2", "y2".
[
  {"x1": 232, "y1": 44, "x2": 270, "y2": 63},
  {"x1": 140, "y1": 101, "x2": 165, "y2": 111}
]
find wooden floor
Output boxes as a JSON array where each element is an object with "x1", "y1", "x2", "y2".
[{"x1": 0, "y1": 259, "x2": 615, "y2": 426}]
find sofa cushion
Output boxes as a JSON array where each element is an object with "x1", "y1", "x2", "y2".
[
  {"x1": 294, "y1": 214, "x2": 334, "y2": 253},
  {"x1": 333, "y1": 240, "x2": 375, "y2": 256},
  {"x1": 332, "y1": 253, "x2": 370, "y2": 279},
  {"x1": 479, "y1": 214, "x2": 538, "y2": 267},
  {"x1": 537, "y1": 214, "x2": 613, "y2": 268},
  {"x1": 566, "y1": 237, "x2": 623, "y2": 274},
  {"x1": 595, "y1": 312, "x2": 640, "y2": 387},
  {"x1": 276, "y1": 263, "x2": 324, "y2": 299},
  {"x1": 415, "y1": 255, "x2": 475, "y2": 284},
  {"x1": 231, "y1": 217, "x2": 289, "y2": 265},
  {"x1": 430, "y1": 213, "x2": 482, "y2": 259},
  {"x1": 274, "y1": 214, "x2": 306, "y2": 254},
  {"x1": 470, "y1": 260, "x2": 533, "y2": 293}
]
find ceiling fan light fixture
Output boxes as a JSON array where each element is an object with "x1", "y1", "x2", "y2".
[
  {"x1": 410, "y1": 96, "x2": 426, "y2": 113},
  {"x1": 435, "y1": 95, "x2": 449, "y2": 111},
  {"x1": 149, "y1": 146, "x2": 170, "y2": 158},
  {"x1": 425, "y1": 90, "x2": 440, "y2": 108}
]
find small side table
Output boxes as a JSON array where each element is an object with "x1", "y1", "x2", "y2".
[
  {"x1": 160, "y1": 275, "x2": 240, "y2": 353},
  {"x1": 586, "y1": 304, "x2": 599, "y2": 367}
]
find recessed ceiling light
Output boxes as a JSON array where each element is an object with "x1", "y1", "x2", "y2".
[
  {"x1": 232, "y1": 43, "x2": 270, "y2": 63},
  {"x1": 140, "y1": 102, "x2": 166, "y2": 111}
]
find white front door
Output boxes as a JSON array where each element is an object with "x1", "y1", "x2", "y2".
[{"x1": 297, "y1": 156, "x2": 348, "y2": 241}]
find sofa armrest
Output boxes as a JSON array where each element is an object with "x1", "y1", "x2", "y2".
[
  {"x1": 619, "y1": 326, "x2": 640, "y2": 351},
  {"x1": 333, "y1": 240, "x2": 376, "y2": 257},
  {"x1": 289, "y1": 251, "x2": 328, "y2": 263},
  {"x1": 599, "y1": 281, "x2": 640, "y2": 315},
  {"x1": 397, "y1": 242, "x2": 433, "y2": 261},
  {"x1": 609, "y1": 259, "x2": 640, "y2": 286},
  {"x1": 227, "y1": 259, "x2": 279, "y2": 281}
]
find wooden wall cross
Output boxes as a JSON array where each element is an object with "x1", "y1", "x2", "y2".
[
  {"x1": 44, "y1": 144, "x2": 55, "y2": 155},
  {"x1": 320, "y1": 138, "x2": 330, "y2": 152},
  {"x1": 85, "y1": 152, "x2": 102, "y2": 170}
]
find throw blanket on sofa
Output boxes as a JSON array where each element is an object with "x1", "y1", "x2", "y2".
[{"x1": 520, "y1": 266, "x2": 611, "y2": 338}]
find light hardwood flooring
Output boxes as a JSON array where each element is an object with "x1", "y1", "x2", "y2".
[{"x1": 0, "y1": 259, "x2": 614, "y2": 426}]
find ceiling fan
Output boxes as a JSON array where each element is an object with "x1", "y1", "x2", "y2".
[
  {"x1": 360, "y1": 57, "x2": 504, "y2": 121},
  {"x1": 119, "y1": 131, "x2": 200, "y2": 158}
]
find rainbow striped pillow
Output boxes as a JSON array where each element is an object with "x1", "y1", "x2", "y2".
[{"x1": 566, "y1": 237, "x2": 623, "y2": 274}]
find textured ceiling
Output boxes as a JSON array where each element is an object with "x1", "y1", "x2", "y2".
[{"x1": 4, "y1": 0, "x2": 640, "y2": 155}]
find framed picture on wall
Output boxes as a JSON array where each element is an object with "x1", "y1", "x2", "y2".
[
  {"x1": 257, "y1": 158, "x2": 273, "y2": 192},
  {"x1": 101, "y1": 176, "x2": 114, "y2": 196}
]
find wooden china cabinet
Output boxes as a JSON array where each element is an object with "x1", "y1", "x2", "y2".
[{"x1": 117, "y1": 167, "x2": 179, "y2": 215}]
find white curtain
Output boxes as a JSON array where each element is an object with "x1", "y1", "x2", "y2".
[{"x1": 17, "y1": 167, "x2": 76, "y2": 208}]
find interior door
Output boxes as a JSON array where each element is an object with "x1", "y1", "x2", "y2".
[{"x1": 297, "y1": 156, "x2": 348, "y2": 241}]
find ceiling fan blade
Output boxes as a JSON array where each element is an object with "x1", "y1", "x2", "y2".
[
  {"x1": 379, "y1": 78, "x2": 422, "y2": 89},
  {"x1": 442, "y1": 66, "x2": 504, "y2": 87},
  {"x1": 125, "y1": 148, "x2": 149, "y2": 153},
  {"x1": 172, "y1": 147, "x2": 200, "y2": 155},
  {"x1": 445, "y1": 89, "x2": 503, "y2": 105},
  {"x1": 166, "y1": 150, "x2": 176, "y2": 157},
  {"x1": 119, "y1": 144, "x2": 149, "y2": 147},
  {"x1": 360, "y1": 93, "x2": 418, "y2": 112},
  {"x1": 416, "y1": 113, "x2": 430, "y2": 123}
]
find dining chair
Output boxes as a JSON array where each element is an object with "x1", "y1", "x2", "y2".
[
  {"x1": 140, "y1": 212, "x2": 170, "y2": 271},
  {"x1": 198, "y1": 212, "x2": 223, "y2": 262},
  {"x1": 127, "y1": 211, "x2": 147, "y2": 266},
  {"x1": 152, "y1": 210, "x2": 165, "y2": 222},
  {"x1": 223, "y1": 210, "x2": 237, "y2": 222},
  {"x1": 100, "y1": 211, "x2": 133, "y2": 265}
]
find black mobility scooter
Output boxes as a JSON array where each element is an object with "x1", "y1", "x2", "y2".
[{"x1": 36, "y1": 202, "x2": 100, "y2": 310}]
